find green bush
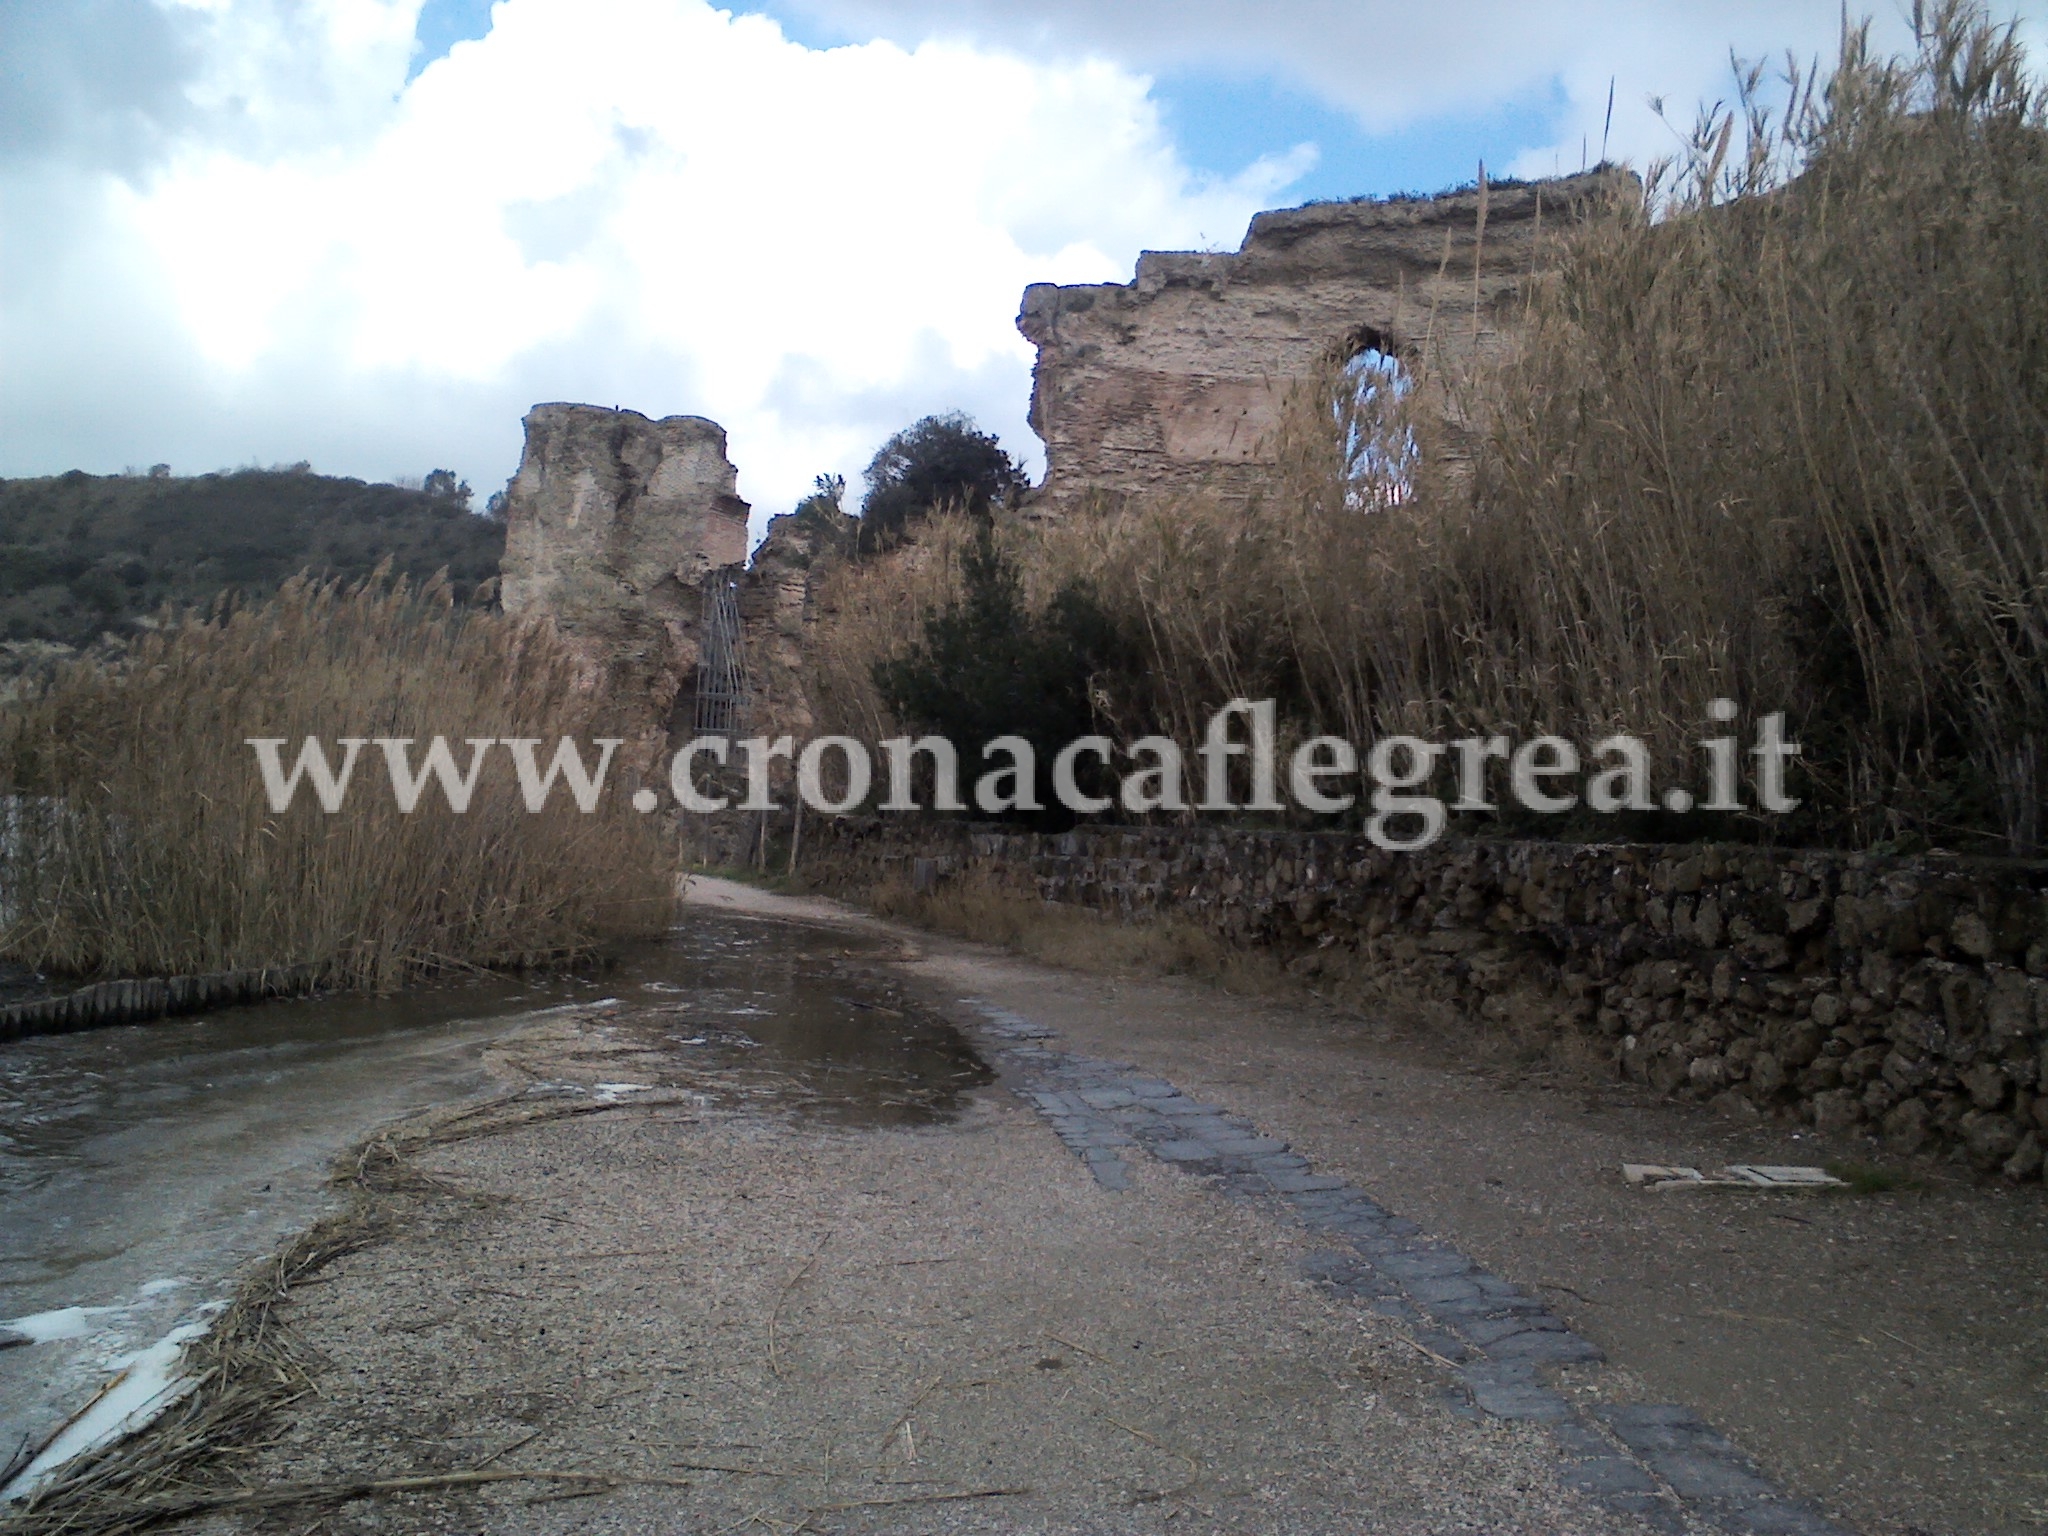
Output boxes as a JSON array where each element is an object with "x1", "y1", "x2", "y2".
[{"x1": 873, "y1": 530, "x2": 1123, "y2": 819}]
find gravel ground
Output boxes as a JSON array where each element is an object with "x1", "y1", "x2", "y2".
[
  {"x1": 168, "y1": 880, "x2": 2045, "y2": 1536},
  {"x1": 889, "y1": 922, "x2": 2048, "y2": 1536},
  {"x1": 191, "y1": 1040, "x2": 1657, "y2": 1533}
]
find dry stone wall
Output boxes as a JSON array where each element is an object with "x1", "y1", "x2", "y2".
[{"x1": 802, "y1": 818, "x2": 2048, "y2": 1182}]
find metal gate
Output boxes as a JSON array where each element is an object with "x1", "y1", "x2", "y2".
[{"x1": 691, "y1": 575, "x2": 751, "y2": 738}]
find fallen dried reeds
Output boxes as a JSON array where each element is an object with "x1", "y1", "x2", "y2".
[
  {"x1": 0, "y1": 1031, "x2": 707, "y2": 1536},
  {"x1": 0, "y1": 1153, "x2": 396, "y2": 1535}
]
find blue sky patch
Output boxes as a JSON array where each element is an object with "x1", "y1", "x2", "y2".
[
  {"x1": 732, "y1": 2, "x2": 853, "y2": 52},
  {"x1": 725, "y1": 7, "x2": 1574, "y2": 207},
  {"x1": 411, "y1": 0, "x2": 497, "y2": 80},
  {"x1": 1153, "y1": 69, "x2": 1570, "y2": 206}
]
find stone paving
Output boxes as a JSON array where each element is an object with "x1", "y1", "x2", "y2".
[{"x1": 965, "y1": 1001, "x2": 1851, "y2": 1536}]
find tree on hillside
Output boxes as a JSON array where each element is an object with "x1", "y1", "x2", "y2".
[
  {"x1": 423, "y1": 469, "x2": 473, "y2": 510},
  {"x1": 856, "y1": 413, "x2": 1028, "y2": 553},
  {"x1": 0, "y1": 469, "x2": 504, "y2": 647}
]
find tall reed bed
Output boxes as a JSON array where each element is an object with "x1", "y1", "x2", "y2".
[
  {"x1": 1452, "y1": 3, "x2": 2048, "y2": 850},
  {"x1": 0, "y1": 572, "x2": 673, "y2": 986},
  {"x1": 810, "y1": 3, "x2": 2048, "y2": 853},
  {"x1": 804, "y1": 512, "x2": 985, "y2": 748}
]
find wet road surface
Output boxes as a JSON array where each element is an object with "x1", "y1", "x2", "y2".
[{"x1": 0, "y1": 914, "x2": 985, "y2": 1478}]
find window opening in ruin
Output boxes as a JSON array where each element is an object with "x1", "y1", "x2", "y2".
[
  {"x1": 692, "y1": 575, "x2": 751, "y2": 739},
  {"x1": 1337, "y1": 344, "x2": 1418, "y2": 510}
]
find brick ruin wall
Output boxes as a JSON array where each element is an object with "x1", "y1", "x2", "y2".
[
  {"x1": 1017, "y1": 169, "x2": 1622, "y2": 513},
  {"x1": 496, "y1": 174, "x2": 1624, "y2": 745},
  {"x1": 721, "y1": 171, "x2": 1627, "y2": 743}
]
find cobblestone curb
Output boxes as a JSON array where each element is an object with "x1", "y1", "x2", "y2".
[{"x1": 965, "y1": 1000, "x2": 1850, "y2": 1536}]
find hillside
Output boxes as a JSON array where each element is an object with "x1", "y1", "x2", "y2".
[{"x1": 0, "y1": 467, "x2": 505, "y2": 649}]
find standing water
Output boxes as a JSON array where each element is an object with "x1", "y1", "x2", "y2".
[{"x1": 0, "y1": 912, "x2": 985, "y2": 1488}]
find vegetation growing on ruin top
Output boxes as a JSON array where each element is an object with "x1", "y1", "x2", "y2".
[{"x1": 853, "y1": 413, "x2": 1029, "y2": 553}]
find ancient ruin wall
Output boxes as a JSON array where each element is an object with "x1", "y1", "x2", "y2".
[
  {"x1": 1017, "y1": 170, "x2": 1623, "y2": 512},
  {"x1": 498, "y1": 404, "x2": 750, "y2": 741},
  {"x1": 734, "y1": 507, "x2": 827, "y2": 746}
]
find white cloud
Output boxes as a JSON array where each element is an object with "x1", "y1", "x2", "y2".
[
  {"x1": 1, "y1": 0, "x2": 1298, "y2": 533},
  {"x1": 13, "y1": 0, "x2": 2027, "y2": 534},
  {"x1": 770, "y1": 1, "x2": 1938, "y2": 184}
]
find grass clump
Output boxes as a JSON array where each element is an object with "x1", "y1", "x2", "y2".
[
  {"x1": 864, "y1": 873, "x2": 1255, "y2": 986},
  {"x1": 1827, "y1": 1160, "x2": 1924, "y2": 1195},
  {"x1": 0, "y1": 571, "x2": 673, "y2": 989}
]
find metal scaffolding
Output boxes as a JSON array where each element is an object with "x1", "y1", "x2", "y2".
[{"x1": 692, "y1": 574, "x2": 752, "y2": 738}]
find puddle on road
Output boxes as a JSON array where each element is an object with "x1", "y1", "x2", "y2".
[
  {"x1": 0, "y1": 907, "x2": 986, "y2": 1473},
  {"x1": 594, "y1": 914, "x2": 990, "y2": 1127}
]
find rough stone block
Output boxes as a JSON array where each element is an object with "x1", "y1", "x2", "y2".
[
  {"x1": 1558, "y1": 1455, "x2": 1662, "y2": 1498},
  {"x1": 1078, "y1": 1087, "x2": 1137, "y2": 1109},
  {"x1": 1088, "y1": 1160, "x2": 1131, "y2": 1192},
  {"x1": 1271, "y1": 1173, "x2": 1349, "y2": 1193},
  {"x1": 1459, "y1": 1361, "x2": 1571, "y2": 1422},
  {"x1": 1405, "y1": 1275, "x2": 1484, "y2": 1306},
  {"x1": 1208, "y1": 1136, "x2": 1289, "y2": 1156},
  {"x1": 1375, "y1": 1249, "x2": 1474, "y2": 1282},
  {"x1": 1457, "y1": 1312, "x2": 1566, "y2": 1346},
  {"x1": 1487, "y1": 1328, "x2": 1604, "y2": 1365}
]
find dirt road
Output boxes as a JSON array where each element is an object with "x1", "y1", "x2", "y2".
[{"x1": 116, "y1": 879, "x2": 2046, "y2": 1536}]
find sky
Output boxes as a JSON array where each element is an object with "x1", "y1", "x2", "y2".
[{"x1": 0, "y1": 0, "x2": 1988, "y2": 541}]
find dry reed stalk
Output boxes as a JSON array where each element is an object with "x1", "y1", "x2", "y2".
[
  {"x1": 0, "y1": 571, "x2": 674, "y2": 986},
  {"x1": 1458, "y1": 2, "x2": 2048, "y2": 847},
  {"x1": 0, "y1": 1155, "x2": 399, "y2": 1535},
  {"x1": 803, "y1": 513, "x2": 979, "y2": 745}
]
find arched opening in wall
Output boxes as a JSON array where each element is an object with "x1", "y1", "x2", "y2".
[{"x1": 1335, "y1": 332, "x2": 1418, "y2": 511}]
